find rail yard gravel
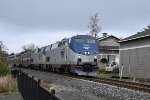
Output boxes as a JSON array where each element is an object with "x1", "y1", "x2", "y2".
[{"x1": 17, "y1": 68, "x2": 150, "y2": 100}]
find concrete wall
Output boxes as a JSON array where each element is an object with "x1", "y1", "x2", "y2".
[{"x1": 120, "y1": 36, "x2": 150, "y2": 79}]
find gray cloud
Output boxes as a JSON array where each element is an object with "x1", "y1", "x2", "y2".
[
  {"x1": 0, "y1": 0, "x2": 149, "y2": 33},
  {"x1": 0, "y1": 0, "x2": 150, "y2": 53}
]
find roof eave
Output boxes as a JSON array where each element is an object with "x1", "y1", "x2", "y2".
[
  {"x1": 98, "y1": 35, "x2": 120, "y2": 41},
  {"x1": 119, "y1": 34, "x2": 150, "y2": 43}
]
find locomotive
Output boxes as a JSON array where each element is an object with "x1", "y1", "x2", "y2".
[{"x1": 6, "y1": 35, "x2": 99, "y2": 76}]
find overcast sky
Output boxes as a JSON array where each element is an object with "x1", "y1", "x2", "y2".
[{"x1": 0, "y1": 0, "x2": 150, "y2": 54}]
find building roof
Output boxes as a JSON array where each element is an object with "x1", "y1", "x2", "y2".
[
  {"x1": 98, "y1": 35, "x2": 120, "y2": 41},
  {"x1": 119, "y1": 26, "x2": 150, "y2": 42}
]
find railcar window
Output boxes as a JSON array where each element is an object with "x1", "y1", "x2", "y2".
[
  {"x1": 51, "y1": 43, "x2": 58, "y2": 49},
  {"x1": 41, "y1": 47, "x2": 45, "y2": 52},
  {"x1": 45, "y1": 45, "x2": 51, "y2": 51},
  {"x1": 43, "y1": 47, "x2": 46, "y2": 54},
  {"x1": 58, "y1": 42, "x2": 62, "y2": 47},
  {"x1": 62, "y1": 41, "x2": 66, "y2": 45},
  {"x1": 50, "y1": 45, "x2": 52, "y2": 49},
  {"x1": 46, "y1": 57, "x2": 50, "y2": 62},
  {"x1": 33, "y1": 49, "x2": 38, "y2": 53},
  {"x1": 74, "y1": 39, "x2": 85, "y2": 43},
  {"x1": 7, "y1": 56, "x2": 15, "y2": 59},
  {"x1": 86, "y1": 39, "x2": 96, "y2": 43},
  {"x1": 38, "y1": 48, "x2": 41, "y2": 52},
  {"x1": 16, "y1": 54, "x2": 20, "y2": 57},
  {"x1": 31, "y1": 58, "x2": 33, "y2": 62}
]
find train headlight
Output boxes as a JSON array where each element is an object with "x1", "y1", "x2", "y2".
[
  {"x1": 78, "y1": 55, "x2": 81, "y2": 58},
  {"x1": 94, "y1": 55, "x2": 97, "y2": 59},
  {"x1": 94, "y1": 55, "x2": 97, "y2": 62},
  {"x1": 77, "y1": 55, "x2": 82, "y2": 62}
]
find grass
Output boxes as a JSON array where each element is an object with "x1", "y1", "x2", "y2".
[
  {"x1": 0, "y1": 75, "x2": 18, "y2": 93},
  {"x1": 98, "y1": 68, "x2": 119, "y2": 78}
]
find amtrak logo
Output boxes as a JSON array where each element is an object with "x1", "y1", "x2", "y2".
[
  {"x1": 83, "y1": 47, "x2": 90, "y2": 49},
  {"x1": 61, "y1": 49, "x2": 65, "y2": 58}
]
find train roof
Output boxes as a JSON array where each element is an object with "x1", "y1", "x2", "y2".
[{"x1": 71, "y1": 35, "x2": 95, "y2": 39}]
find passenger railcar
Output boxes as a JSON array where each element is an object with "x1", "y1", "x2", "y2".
[
  {"x1": 6, "y1": 53, "x2": 20, "y2": 67},
  {"x1": 6, "y1": 35, "x2": 99, "y2": 76}
]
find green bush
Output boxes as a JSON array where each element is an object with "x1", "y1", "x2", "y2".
[
  {"x1": 0, "y1": 62, "x2": 11, "y2": 76},
  {"x1": 99, "y1": 68, "x2": 119, "y2": 78}
]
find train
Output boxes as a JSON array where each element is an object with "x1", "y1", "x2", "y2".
[{"x1": 6, "y1": 35, "x2": 99, "y2": 76}]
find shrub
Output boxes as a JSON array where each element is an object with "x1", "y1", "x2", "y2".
[
  {"x1": 0, "y1": 75, "x2": 18, "y2": 93},
  {"x1": 0, "y1": 62, "x2": 11, "y2": 76}
]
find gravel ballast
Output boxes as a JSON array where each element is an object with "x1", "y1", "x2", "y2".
[{"x1": 19, "y1": 68, "x2": 150, "y2": 100}]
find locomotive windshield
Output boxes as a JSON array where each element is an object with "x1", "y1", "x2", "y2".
[
  {"x1": 75, "y1": 39, "x2": 85, "y2": 43},
  {"x1": 74, "y1": 38, "x2": 96, "y2": 43},
  {"x1": 86, "y1": 39, "x2": 96, "y2": 43}
]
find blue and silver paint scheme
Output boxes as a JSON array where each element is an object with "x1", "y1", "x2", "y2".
[
  {"x1": 68, "y1": 35, "x2": 99, "y2": 76},
  {"x1": 7, "y1": 34, "x2": 100, "y2": 77}
]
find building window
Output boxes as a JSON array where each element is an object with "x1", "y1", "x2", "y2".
[
  {"x1": 46, "y1": 57, "x2": 50, "y2": 62},
  {"x1": 31, "y1": 58, "x2": 33, "y2": 62},
  {"x1": 100, "y1": 58, "x2": 108, "y2": 64}
]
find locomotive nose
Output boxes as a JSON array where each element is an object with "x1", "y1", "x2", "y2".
[{"x1": 83, "y1": 64, "x2": 92, "y2": 72}]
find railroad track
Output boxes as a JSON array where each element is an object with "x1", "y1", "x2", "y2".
[
  {"x1": 87, "y1": 77, "x2": 150, "y2": 93},
  {"x1": 13, "y1": 67, "x2": 150, "y2": 93},
  {"x1": 53, "y1": 72, "x2": 150, "y2": 93}
]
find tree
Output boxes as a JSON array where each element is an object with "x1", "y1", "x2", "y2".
[
  {"x1": 0, "y1": 41, "x2": 8, "y2": 63},
  {"x1": 22, "y1": 43, "x2": 38, "y2": 51},
  {"x1": 88, "y1": 13, "x2": 101, "y2": 38}
]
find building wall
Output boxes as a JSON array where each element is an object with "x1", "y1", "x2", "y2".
[
  {"x1": 120, "y1": 36, "x2": 150, "y2": 79},
  {"x1": 98, "y1": 36, "x2": 120, "y2": 64},
  {"x1": 99, "y1": 36, "x2": 120, "y2": 47},
  {"x1": 120, "y1": 37, "x2": 150, "y2": 49}
]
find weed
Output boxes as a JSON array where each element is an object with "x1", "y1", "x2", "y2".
[
  {"x1": 0, "y1": 62, "x2": 11, "y2": 76},
  {"x1": 0, "y1": 75, "x2": 18, "y2": 93}
]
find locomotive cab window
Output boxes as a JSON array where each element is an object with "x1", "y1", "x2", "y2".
[
  {"x1": 86, "y1": 39, "x2": 96, "y2": 43},
  {"x1": 74, "y1": 38, "x2": 85, "y2": 43}
]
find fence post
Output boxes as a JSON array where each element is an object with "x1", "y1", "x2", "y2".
[
  {"x1": 17, "y1": 71, "x2": 21, "y2": 92},
  {"x1": 32, "y1": 76, "x2": 35, "y2": 79},
  {"x1": 25, "y1": 73, "x2": 28, "y2": 100},
  {"x1": 51, "y1": 89, "x2": 55, "y2": 100},
  {"x1": 51, "y1": 89, "x2": 55, "y2": 95},
  {"x1": 37, "y1": 79, "x2": 41, "y2": 100},
  {"x1": 38, "y1": 79, "x2": 41, "y2": 85},
  {"x1": 30, "y1": 76, "x2": 34, "y2": 100}
]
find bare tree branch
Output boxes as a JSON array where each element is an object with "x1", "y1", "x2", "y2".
[
  {"x1": 22, "y1": 43, "x2": 38, "y2": 51},
  {"x1": 88, "y1": 13, "x2": 101, "y2": 38},
  {"x1": 0, "y1": 41, "x2": 8, "y2": 63}
]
